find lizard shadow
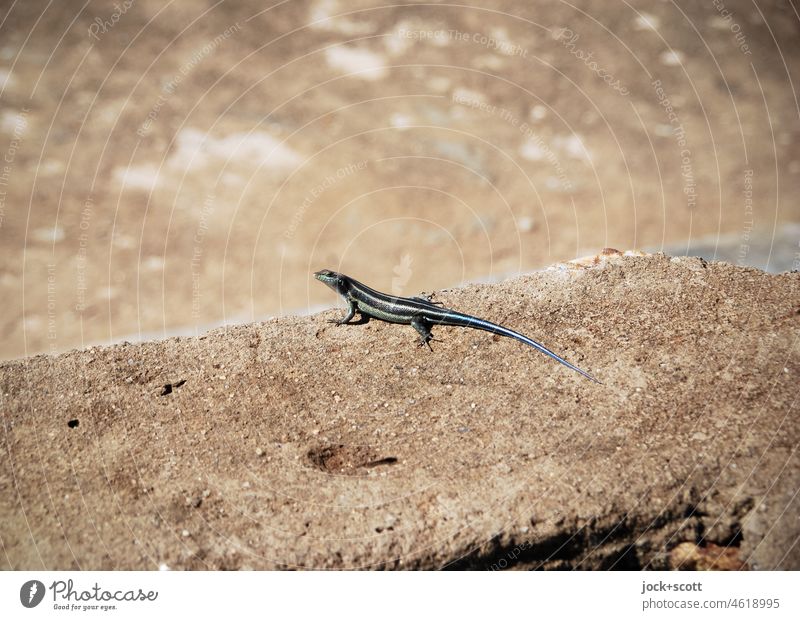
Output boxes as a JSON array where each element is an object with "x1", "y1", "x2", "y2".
[{"x1": 350, "y1": 314, "x2": 371, "y2": 325}]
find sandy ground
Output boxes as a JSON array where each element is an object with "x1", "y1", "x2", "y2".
[
  {"x1": 1, "y1": 254, "x2": 798, "y2": 570},
  {"x1": 0, "y1": 0, "x2": 799, "y2": 360}
]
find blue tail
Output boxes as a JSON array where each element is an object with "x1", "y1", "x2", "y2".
[{"x1": 438, "y1": 313, "x2": 601, "y2": 383}]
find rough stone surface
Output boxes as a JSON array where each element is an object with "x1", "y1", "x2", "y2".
[{"x1": 1, "y1": 255, "x2": 798, "y2": 570}]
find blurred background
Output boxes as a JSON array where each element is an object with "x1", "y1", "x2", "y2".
[{"x1": 0, "y1": 0, "x2": 798, "y2": 360}]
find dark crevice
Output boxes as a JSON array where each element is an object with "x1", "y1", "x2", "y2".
[
  {"x1": 306, "y1": 444, "x2": 398, "y2": 475},
  {"x1": 444, "y1": 505, "x2": 718, "y2": 570},
  {"x1": 160, "y1": 379, "x2": 186, "y2": 396},
  {"x1": 364, "y1": 457, "x2": 398, "y2": 468}
]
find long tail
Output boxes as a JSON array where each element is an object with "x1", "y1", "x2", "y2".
[{"x1": 438, "y1": 312, "x2": 601, "y2": 383}]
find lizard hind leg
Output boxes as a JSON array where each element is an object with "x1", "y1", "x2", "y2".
[
  {"x1": 411, "y1": 317, "x2": 437, "y2": 351},
  {"x1": 411, "y1": 293, "x2": 444, "y2": 306}
]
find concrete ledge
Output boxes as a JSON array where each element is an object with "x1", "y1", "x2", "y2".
[{"x1": 1, "y1": 254, "x2": 798, "y2": 569}]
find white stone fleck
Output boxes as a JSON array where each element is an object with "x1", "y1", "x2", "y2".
[
  {"x1": 0, "y1": 69, "x2": 15, "y2": 90},
  {"x1": 709, "y1": 16, "x2": 730, "y2": 30},
  {"x1": 452, "y1": 87, "x2": 486, "y2": 105},
  {"x1": 659, "y1": 50, "x2": 685, "y2": 66},
  {"x1": 40, "y1": 160, "x2": 64, "y2": 175},
  {"x1": 114, "y1": 164, "x2": 161, "y2": 191},
  {"x1": 475, "y1": 54, "x2": 504, "y2": 70},
  {"x1": 325, "y1": 46, "x2": 387, "y2": 81},
  {"x1": 1, "y1": 110, "x2": 25, "y2": 133},
  {"x1": 489, "y1": 27, "x2": 515, "y2": 54},
  {"x1": 31, "y1": 226, "x2": 65, "y2": 243},
  {"x1": 170, "y1": 128, "x2": 303, "y2": 171},
  {"x1": 529, "y1": 105, "x2": 547, "y2": 120},
  {"x1": 519, "y1": 140, "x2": 546, "y2": 161},
  {"x1": 390, "y1": 113, "x2": 412, "y2": 129},
  {"x1": 556, "y1": 134, "x2": 590, "y2": 161},
  {"x1": 427, "y1": 77, "x2": 451, "y2": 93},
  {"x1": 385, "y1": 23, "x2": 413, "y2": 56},
  {"x1": 309, "y1": 0, "x2": 374, "y2": 35},
  {"x1": 23, "y1": 316, "x2": 43, "y2": 330},
  {"x1": 634, "y1": 13, "x2": 660, "y2": 31},
  {"x1": 517, "y1": 216, "x2": 535, "y2": 232},
  {"x1": 654, "y1": 123, "x2": 674, "y2": 137}
]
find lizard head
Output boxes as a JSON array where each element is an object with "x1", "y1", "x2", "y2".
[{"x1": 314, "y1": 269, "x2": 348, "y2": 295}]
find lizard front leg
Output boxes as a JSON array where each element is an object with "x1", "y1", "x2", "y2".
[{"x1": 328, "y1": 299, "x2": 357, "y2": 325}]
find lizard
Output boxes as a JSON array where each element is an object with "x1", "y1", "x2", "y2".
[{"x1": 314, "y1": 269, "x2": 600, "y2": 383}]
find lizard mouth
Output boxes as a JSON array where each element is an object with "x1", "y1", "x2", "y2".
[{"x1": 314, "y1": 269, "x2": 337, "y2": 283}]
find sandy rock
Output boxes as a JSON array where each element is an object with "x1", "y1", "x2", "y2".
[{"x1": 1, "y1": 255, "x2": 798, "y2": 569}]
